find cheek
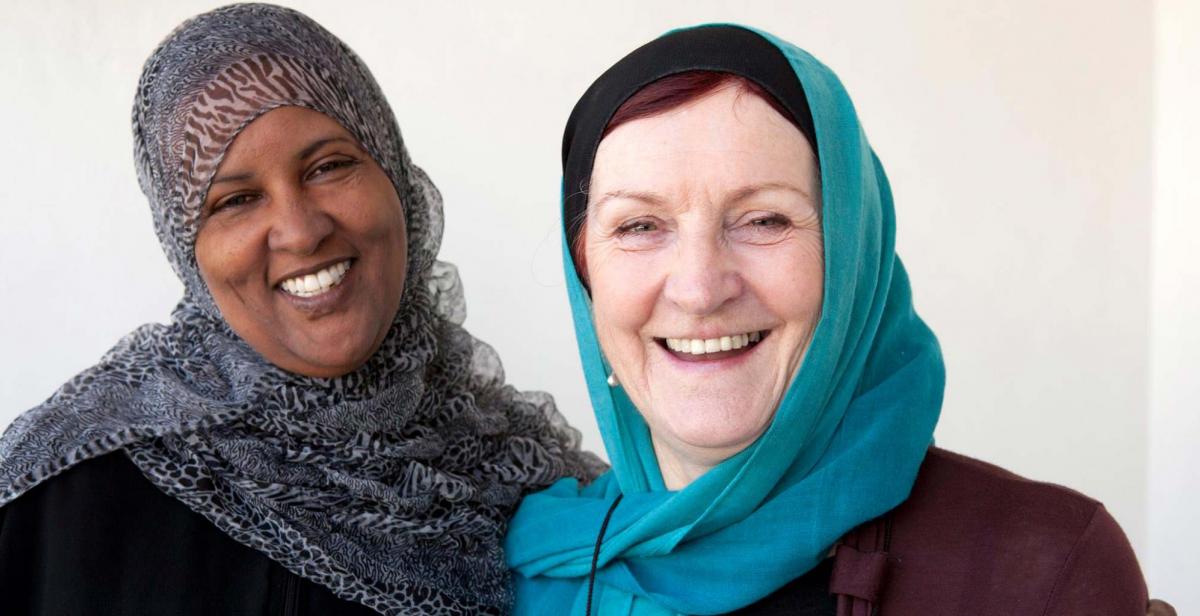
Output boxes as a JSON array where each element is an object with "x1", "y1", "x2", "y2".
[
  {"x1": 585, "y1": 248, "x2": 660, "y2": 362},
  {"x1": 752, "y1": 238, "x2": 824, "y2": 320},
  {"x1": 194, "y1": 222, "x2": 263, "y2": 294},
  {"x1": 337, "y1": 180, "x2": 408, "y2": 286},
  {"x1": 357, "y1": 205, "x2": 406, "y2": 267},
  {"x1": 381, "y1": 224, "x2": 408, "y2": 303},
  {"x1": 781, "y1": 262, "x2": 824, "y2": 322},
  {"x1": 362, "y1": 206, "x2": 409, "y2": 333}
]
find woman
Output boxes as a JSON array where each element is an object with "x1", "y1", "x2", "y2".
[
  {"x1": 506, "y1": 25, "x2": 1169, "y2": 615},
  {"x1": 0, "y1": 4, "x2": 596, "y2": 615}
]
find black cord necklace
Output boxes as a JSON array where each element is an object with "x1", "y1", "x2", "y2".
[{"x1": 585, "y1": 493, "x2": 624, "y2": 616}]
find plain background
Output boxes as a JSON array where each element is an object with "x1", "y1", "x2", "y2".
[{"x1": 1, "y1": 0, "x2": 1195, "y2": 610}]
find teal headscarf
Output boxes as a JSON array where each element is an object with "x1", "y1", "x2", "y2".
[{"x1": 506, "y1": 24, "x2": 944, "y2": 615}]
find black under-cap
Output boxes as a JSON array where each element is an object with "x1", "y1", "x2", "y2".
[{"x1": 561, "y1": 24, "x2": 818, "y2": 272}]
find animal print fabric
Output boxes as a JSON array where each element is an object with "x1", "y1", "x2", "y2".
[{"x1": 0, "y1": 4, "x2": 602, "y2": 614}]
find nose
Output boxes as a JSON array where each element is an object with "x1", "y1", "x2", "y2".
[
  {"x1": 266, "y1": 190, "x2": 334, "y2": 256},
  {"x1": 662, "y1": 234, "x2": 743, "y2": 316}
]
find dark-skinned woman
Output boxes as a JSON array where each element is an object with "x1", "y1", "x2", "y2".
[{"x1": 0, "y1": 4, "x2": 597, "y2": 615}]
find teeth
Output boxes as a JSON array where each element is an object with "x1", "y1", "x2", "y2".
[
  {"x1": 280, "y1": 260, "x2": 352, "y2": 297},
  {"x1": 664, "y1": 331, "x2": 766, "y2": 356}
]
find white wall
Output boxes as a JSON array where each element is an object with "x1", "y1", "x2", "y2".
[
  {"x1": 1150, "y1": 1, "x2": 1200, "y2": 614},
  {"x1": 0, "y1": 0, "x2": 1188, "y2": 606}
]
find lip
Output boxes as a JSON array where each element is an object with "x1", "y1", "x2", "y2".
[
  {"x1": 272, "y1": 256, "x2": 357, "y2": 289},
  {"x1": 653, "y1": 330, "x2": 769, "y2": 372},
  {"x1": 656, "y1": 327, "x2": 767, "y2": 341},
  {"x1": 276, "y1": 260, "x2": 356, "y2": 316}
]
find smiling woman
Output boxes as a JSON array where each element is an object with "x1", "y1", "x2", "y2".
[
  {"x1": 195, "y1": 107, "x2": 409, "y2": 378},
  {"x1": 506, "y1": 24, "x2": 1167, "y2": 616},
  {"x1": 583, "y1": 81, "x2": 823, "y2": 488},
  {"x1": 0, "y1": 4, "x2": 597, "y2": 615}
]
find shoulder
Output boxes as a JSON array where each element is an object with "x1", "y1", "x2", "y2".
[
  {"x1": 861, "y1": 448, "x2": 1148, "y2": 614},
  {"x1": 0, "y1": 451, "x2": 283, "y2": 614},
  {"x1": 9, "y1": 449, "x2": 168, "y2": 504},
  {"x1": 3, "y1": 450, "x2": 156, "y2": 514},
  {"x1": 0, "y1": 452, "x2": 158, "y2": 610},
  {"x1": 0, "y1": 450, "x2": 176, "y2": 543},
  {"x1": 905, "y1": 447, "x2": 1105, "y2": 527}
]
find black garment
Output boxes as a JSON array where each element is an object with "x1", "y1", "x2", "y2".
[
  {"x1": 0, "y1": 448, "x2": 835, "y2": 616},
  {"x1": 0, "y1": 451, "x2": 378, "y2": 615},
  {"x1": 725, "y1": 559, "x2": 836, "y2": 616}
]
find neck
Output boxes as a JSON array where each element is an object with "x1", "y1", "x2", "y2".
[{"x1": 651, "y1": 433, "x2": 730, "y2": 490}]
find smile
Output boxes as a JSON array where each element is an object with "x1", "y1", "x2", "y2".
[
  {"x1": 660, "y1": 330, "x2": 768, "y2": 357},
  {"x1": 279, "y1": 259, "x2": 353, "y2": 297}
]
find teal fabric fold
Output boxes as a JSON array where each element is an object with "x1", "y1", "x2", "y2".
[{"x1": 506, "y1": 24, "x2": 944, "y2": 615}]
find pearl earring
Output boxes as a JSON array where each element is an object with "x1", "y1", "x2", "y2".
[{"x1": 607, "y1": 373, "x2": 618, "y2": 387}]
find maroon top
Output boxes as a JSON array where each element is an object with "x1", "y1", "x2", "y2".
[{"x1": 831, "y1": 448, "x2": 1150, "y2": 615}]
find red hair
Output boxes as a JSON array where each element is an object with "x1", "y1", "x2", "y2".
[
  {"x1": 572, "y1": 71, "x2": 799, "y2": 281},
  {"x1": 603, "y1": 71, "x2": 794, "y2": 138}
]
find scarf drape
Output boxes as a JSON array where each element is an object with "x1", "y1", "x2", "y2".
[
  {"x1": 0, "y1": 4, "x2": 599, "y2": 614},
  {"x1": 506, "y1": 24, "x2": 944, "y2": 615}
]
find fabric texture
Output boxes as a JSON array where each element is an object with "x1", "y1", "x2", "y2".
[
  {"x1": 829, "y1": 448, "x2": 1149, "y2": 615},
  {"x1": 0, "y1": 4, "x2": 599, "y2": 615},
  {"x1": 505, "y1": 24, "x2": 944, "y2": 615}
]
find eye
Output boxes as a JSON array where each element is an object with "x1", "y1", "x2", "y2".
[
  {"x1": 608, "y1": 217, "x2": 668, "y2": 251},
  {"x1": 616, "y1": 219, "x2": 658, "y2": 235},
  {"x1": 306, "y1": 157, "x2": 359, "y2": 181},
  {"x1": 729, "y1": 212, "x2": 794, "y2": 244},
  {"x1": 749, "y1": 215, "x2": 788, "y2": 227},
  {"x1": 209, "y1": 192, "x2": 260, "y2": 214}
]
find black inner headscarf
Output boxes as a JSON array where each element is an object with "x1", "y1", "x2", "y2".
[{"x1": 561, "y1": 24, "x2": 818, "y2": 275}]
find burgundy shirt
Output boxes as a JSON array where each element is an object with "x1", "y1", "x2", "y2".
[{"x1": 830, "y1": 448, "x2": 1149, "y2": 615}]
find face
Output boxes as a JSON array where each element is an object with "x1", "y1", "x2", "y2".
[
  {"x1": 195, "y1": 106, "x2": 408, "y2": 378},
  {"x1": 585, "y1": 86, "x2": 823, "y2": 488}
]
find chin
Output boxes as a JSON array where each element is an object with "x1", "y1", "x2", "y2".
[
  {"x1": 674, "y1": 426, "x2": 768, "y2": 454},
  {"x1": 656, "y1": 396, "x2": 775, "y2": 453},
  {"x1": 285, "y1": 335, "x2": 379, "y2": 377}
]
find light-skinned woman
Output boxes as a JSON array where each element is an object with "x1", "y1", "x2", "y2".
[{"x1": 506, "y1": 24, "x2": 1171, "y2": 616}]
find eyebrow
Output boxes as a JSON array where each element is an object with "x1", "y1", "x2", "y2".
[
  {"x1": 590, "y1": 181, "x2": 812, "y2": 210},
  {"x1": 210, "y1": 172, "x2": 253, "y2": 185},
  {"x1": 591, "y1": 189, "x2": 666, "y2": 211},
  {"x1": 209, "y1": 135, "x2": 357, "y2": 185},
  {"x1": 727, "y1": 181, "x2": 812, "y2": 203},
  {"x1": 298, "y1": 135, "x2": 355, "y2": 161}
]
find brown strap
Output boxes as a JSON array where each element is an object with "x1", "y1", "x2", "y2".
[
  {"x1": 830, "y1": 544, "x2": 890, "y2": 603},
  {"x1": 831, "y1": 515, "x2": 893, "y2": 616}
]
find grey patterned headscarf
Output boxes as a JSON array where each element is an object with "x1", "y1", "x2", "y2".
[{"x1": 0, "y1": 4, "x2": 600, "y2": 614}]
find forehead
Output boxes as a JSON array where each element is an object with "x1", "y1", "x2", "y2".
[
  {"x1": 590, "y1": 87, "x2": 813, "y2": 193},
  {"x1": 218, "y1": 106, "x2": 353, "y2": 164},
  {"x1": 160, "y1": 55, "x2": 349, "y2": 229}
]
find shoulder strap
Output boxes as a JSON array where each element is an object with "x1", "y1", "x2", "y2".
[{"x1": 830, "y1": 514, "x2": 893, "y2": 616}]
